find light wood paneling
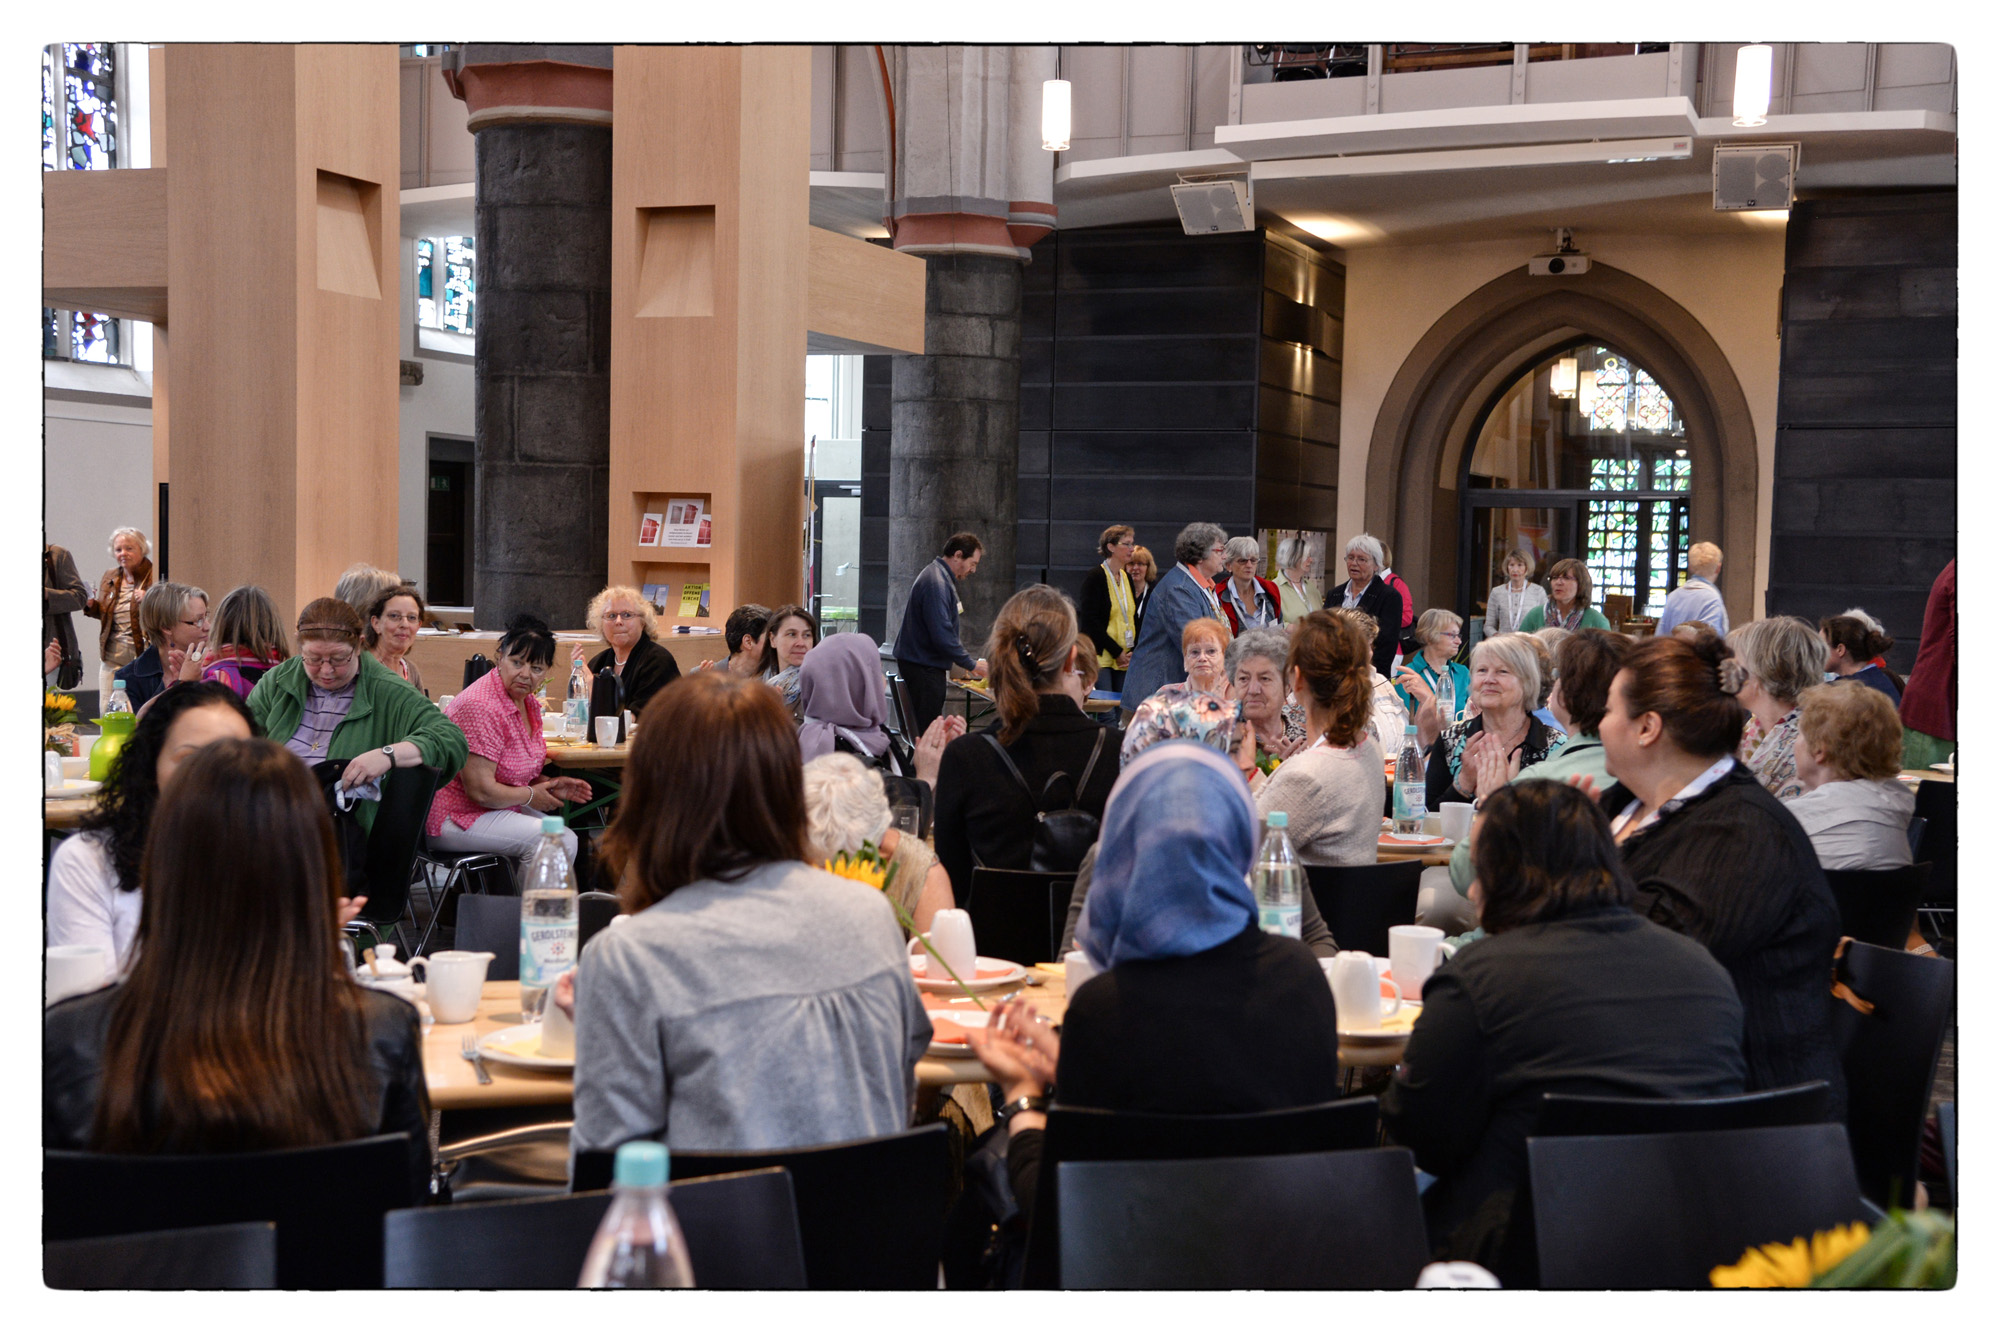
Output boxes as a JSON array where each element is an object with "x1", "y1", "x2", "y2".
[
  {"x1": 805, "y1": 225, "x2": 926, "y2": 354},
  {"x1": 42, "y1": 168, "x2": 169, "y2": 321},
  {"x1": 610, "y1": 46, "x2": 812, "y2": 626}
]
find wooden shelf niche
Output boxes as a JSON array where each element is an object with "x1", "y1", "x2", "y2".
[{"x1": 626, "y1": 489, "x2": 716, "y2": 627}]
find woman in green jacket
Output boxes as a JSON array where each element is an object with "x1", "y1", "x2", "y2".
[
  {"x1": 246, "y1": 598, "x2": 467, "y2": 837},
  {"x1": 1517, "y1": 558, "x2": 1612, "y2": 633}
]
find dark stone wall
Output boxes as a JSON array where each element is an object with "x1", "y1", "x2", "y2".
[
  {"x1": 1767, "y1": 192, "x2": 1955, "y2": 674},
  {"x1": 859, "y1": 356, "x2": 891, "y2": 641},
  {"x1": 471, "y1": 123, "x2": 612, "y2": 630},
  {"x1": 885, "y1": 254, "x2": 1023, "y2": 658}
]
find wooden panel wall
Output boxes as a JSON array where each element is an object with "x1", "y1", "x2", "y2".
[
  {"x1": 1256, "y1": 233, "x2": 1344, "y2": 533},
  {"x1": 1766, "y1": 192, "x2": 1955, "y2": 673},
  {"x1": 164, "y1": 44, "x2": 398, "y2": 619},
  {"x1": 609, "y1": 46, "x2": 810, "y2": 626}
]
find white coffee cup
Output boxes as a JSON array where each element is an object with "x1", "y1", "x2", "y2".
[
  {"x1": 414, "y1": 949, "x2": 494, "y2": 1024},
  {"x1": 907, "y1": 907, "x2": 977, "y2": 981},
  {"x1": 1439, "y1": 801, "x2": 1475, "y2": 843},
  {"x1": 1388, "y1": 924, "x2": 1447, "y2": 999},
  {"x1": 594, "y1": 715, "x2": 619, "y2": 748},
  {"x1": 47, "y1": 944, "x2": 111, "y2": 1007},
  {"x1": 44, "y1": 751, "x2": 64, "y2": 791},
  {"x1": 622, "y1": 710, "x2": 636, "y2": 736},
  {"x1": 1064, "y1": 949, "x2": 1097, "y2": 995},
  {"x1": 1325, "y1": 950, "x2": 1402, "y2": 1031}
]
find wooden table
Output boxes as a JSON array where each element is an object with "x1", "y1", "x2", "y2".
[
  {"x1": 409, "y1": 630, "x2": 726, "y2": 698},
  {"x1": 44, "y1": 796, "x2": 94, "y2": 832},
  {"x1": 1900, "y1": 768, "x2": 1954, "y2": 785},
  {"x1": 542, "y1": 741, "x2": 632, "y2": 770}
]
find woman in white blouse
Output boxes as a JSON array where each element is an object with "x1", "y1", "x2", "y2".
[
  {"x1": 1483, "y1": 549, "x2": 1548, "y2": 637},
  {"x1": 1784, "y1": 683, "x2": 1915, "y2": 871}
]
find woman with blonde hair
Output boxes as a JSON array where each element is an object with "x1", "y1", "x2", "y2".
[
  {"x1": 84, "y1": 526, "x2": 155, "y2": 700},
  {"x1": 199, "y1": 585, "x2": 291, "y2": 700},
  {"x1": 1728, "y1": 616, "x2": 1829, "y2": 801},
  {"x1": 1519, "y1": 558, "x2": 1610, "y2": 632},
  {"x1": 1483, "y1": 549, "x2": 1547, "y2": 637},
  {"x1": 1127, "y1": 544, "x2": 1159, "y2": 626},
  {"x1": 1425, "y1": 633, "x2": 1567, "y2": 809},
  {"x1": 572, "y1": 584, "x2": 682, "y2": 718},
  {"x1": 803, "y1": 752, "x2": 955, "y2": 935},
  {"x1": 933, "y1": 586, "x2": 1119, "y2": 891}
]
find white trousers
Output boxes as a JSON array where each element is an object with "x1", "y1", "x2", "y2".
[{"x1": 431, "y1": 807, "x2": 578, "y2": 882}]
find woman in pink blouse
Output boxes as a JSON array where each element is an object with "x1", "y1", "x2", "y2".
[{"x1": 427, "y1": 615, "x2": 593, "y2": 878}]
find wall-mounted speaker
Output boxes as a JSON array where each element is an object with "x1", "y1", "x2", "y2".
[
  {"x1": 1712, "y1": 144, "x2": 1799, "y2": 211},
  {"x1": 1172, "y1": 179, "x2": 1255, "y2": 235}
]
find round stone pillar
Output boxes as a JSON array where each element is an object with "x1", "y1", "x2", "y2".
[{"x1": 443, "y1": 46, "x2": 613, "y2": 630}]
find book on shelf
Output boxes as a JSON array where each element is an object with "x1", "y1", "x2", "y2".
[
  {"x1": 662, "y1": 498, "x2": 706, "y2": 548},
  {"x1": 640, "y1": 582, "x2": 671, "y2": 612},
  {"x1": 679, "y1": 582, "x2": 711, "y2": 618},
  {"x1": 637, "y1": 512, "x2": 664, "y2": 546}
]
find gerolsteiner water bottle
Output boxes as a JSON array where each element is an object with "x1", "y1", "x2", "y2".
[
  {"x1": 577, "y1": 1142, "x2": 695, "y2": 1288},
  {"x1": 1393, "y1": 724, "x2": 1427, "y2": 834},
  {"x1": 519, "y1": 817, "x2": 578, "y2": 1023},
  {"x1": 1253, "y1": 811, "x2": 1302, "y2": 939}
]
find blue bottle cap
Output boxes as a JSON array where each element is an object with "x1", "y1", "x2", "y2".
[
  {"x1": 1266, "y1": 811, "x2": 1288, "y2": 828},
  {"x1": 542, "y1": 815, "x2": 566, "y2": 835},
  {"x1": 613, "y1": 1140, "x2": 669, "y2": 1189},
  {"x1": 112, "y1": 680, "x2": 126, "y2": 689}
]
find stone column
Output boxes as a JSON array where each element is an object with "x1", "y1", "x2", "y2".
[
  {"x1": 443, "y1": 46, "x2": 613, "y2": 629},
  {"x1": 883, "y1": 46, "x2": 1056, "y2": 651}
]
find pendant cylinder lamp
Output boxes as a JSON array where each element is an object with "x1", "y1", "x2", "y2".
[
  {"x1": 1550, "y1": 356, "x2": 1578, "y2": 398},
  {"x1": 1042, "y1": 78, "x2": 1071, "y2": 152},
  {"x1": 1732, "y1": 44, "x2": 1773, "y2": 127}
]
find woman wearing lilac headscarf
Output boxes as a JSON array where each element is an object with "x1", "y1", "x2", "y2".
[
  {"x1": 797, "y1": 633, "x2": 895, "y2": 767},
  {"x1": 968, "y1": 740, "x2": 1345, "y2": 1226}
]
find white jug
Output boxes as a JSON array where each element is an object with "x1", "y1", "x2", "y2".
[{"x1": 1327, "y1": 950, "x2": 1402, "y2": 1031}]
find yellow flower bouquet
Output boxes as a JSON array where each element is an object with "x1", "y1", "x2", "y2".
[
  {"x1": 824, "y1": 839, "x2": 985, "y2": 1010},
  {"x1": 1711, "y1": 1210, "x2": 1954, "y2": 1289}
]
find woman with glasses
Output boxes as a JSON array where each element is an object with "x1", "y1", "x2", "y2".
[
  {"x1": 245, "y1": 598, "x2": 467, "y2": 840},
  {"x1": 1214, "y1": 536, "x2": 1283, "y2": 634},
  {"x1": 1393, "y1": 608, "x2": 1472, "y2": 739},
  {"x1": 572, "y1": 585, "x2": 683, "y2": 719},
  {"x1": 430, "y1": 615, "x2": 593, "y2": 875},
  {"x1": 123, "y1": 581, "x2": 209, "y2": 711},
  {"x1": 364, "y1": 584, "x2": 428, "y2": 694}
]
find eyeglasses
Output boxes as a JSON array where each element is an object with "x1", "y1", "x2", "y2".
[
  {"x1": 181, "y1": 614, "x2": 210, "y2": 629},
  {"x1": 602, "y1": 611, "x2": 640, "y2": 622},
  {"x1": 302, "y1": 651, "x2": 356, "y2": 670}
]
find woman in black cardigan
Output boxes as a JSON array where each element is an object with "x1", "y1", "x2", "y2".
[
  {"x1": 1322, "y1": 534, "x2": 1406, "y2": 677},
  {"x1": 933, "y1": 586, "x2": 1119, "y2": 894},
  {"x1": 575, "y1": 585, "x2": 682, "y2": 718},
  {"x1": 1596, "y1": 634, "x2": 1844, "y2": 1113},
  {"x1": 1077, "y1": 524, "x2": 1138, "y2": 694}
]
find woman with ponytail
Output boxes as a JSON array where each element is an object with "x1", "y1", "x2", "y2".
[
  {"x1": 932, "y1": 586, "x2": 1121, "y2": 897},
  {"x1": 1251, "y1": 612, "x2": 1384, "y2": 868},
  {"x1": 1820, "y1": 609, "x2": 1902, "y2": 705}
]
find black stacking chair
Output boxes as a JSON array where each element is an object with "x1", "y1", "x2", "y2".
[
  {"x1": 1023, "y1": 1098, "x2": 1381, "y2": 1289},
  {"x1": 1528, "y1": 1123, "x2": 1868, "y2": 1289},
  {"x1": 1911, "y1": 780, "x2": 1954, "y2": 941},
  {"x1": 386, "y1": 1167, "x2": 807, "y2": 1289},
  {"x1": 1824, "y1": 864, "x2": 1931, "y2": 950},
  {"x1": 965, "y1": 867, "x2": 1074, "y2": 965},
  {"x1": 453, "y1": 891, "x2": 522, "y2": 981},
  {"x1": 45, "y1": 1221, "x2": 277, "y2": 1290},
  {"x1": 1303, "y1": 861, "x2": 1421, "y2": 957},
  {"x1": 45, "y1": 1133, "x2": 422, "y2": 1288},
  {"x1": 1531, "y1": 1082, "x2": 1835, "y2": 1138},
  {"x1": 578, "y1": 890, "x2": 622, "y2": 953},
  {"x1": 1056, "y1": 1147, "x2": 1428, "y2": 1289},
  {"x1": 1937, "y1": 1101, "x2": 1956, "y2": 1205},
  {"x1": 572, "y1": 1124, "x2": 950, "y2": 1289},
  {"x1": 1831, "y1": 940, "x2": 1956, "y2": 1207},
  {"x1": 349, "y1": 763, "x2": 443, "y2": 954}
]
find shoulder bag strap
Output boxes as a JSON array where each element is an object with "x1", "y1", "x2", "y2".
[{"x1": 982, "y1": 731, "x2": 1037, "y2": 803}]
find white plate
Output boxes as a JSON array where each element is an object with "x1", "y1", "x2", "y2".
[
  {"x1": 1337, "y1": 1026, "x2": 1414, "y2": 1044},
  {"x1": 1379, "y1": 834, "x2": 1452, "y2": 849},
  {"x1": 476, "y1": 1022, "x2": 574, "y2": 1071},
  {"x1": 923, "y1": 1007, "x2": 992, "y2": 1056},
  {"x1": 45, "y1": 777, "x2": 100, "y2": 800},
  {"x1": 912, "y1": 957, "x2": 1029, "y2": 993},
  {"x1": 1932, "y1": 762, "x2": 1955, "y2": 773}
]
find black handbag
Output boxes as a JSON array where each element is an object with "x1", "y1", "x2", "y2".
[
  {"x1": 982, "y1": 728, "x2": 1109, "y2": 874},
  {"x1": 461, "y1": 653, "x2": 492, "y2": 690}
]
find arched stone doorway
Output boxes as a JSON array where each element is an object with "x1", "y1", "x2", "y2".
[{"x1": 1363, "y1": 264, "x2": 1759, "y2": 620}]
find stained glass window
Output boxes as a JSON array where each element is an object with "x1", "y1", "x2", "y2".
[
  {"x1": 42, "y1": 49, "x2": 58, "y2": 171},
  {"x1": 416, "y1": 236, "x2": 476, "y2": 336},
  {"x1": 71, "y1": 311, "x2": 121, "y2": 363},
  {"x1": 1581, "y1": 352, "x2": 1680, "y2": 436},
  {"x1": 1588, "y1": 458, "x2": 1640, "y2": 492},
  {"x1": 43, "y1": 45, "x2": 128, "y2": 364},
  {"x1": 1644, "y1": 499, "x2": 1686, "y2": 616},
  {"x1": 1651, "y1": 456, "x2": 1692, "y2": 491},
  {"x1": 1585, "y1": 499, "x2": 1641, "y2": 603},
  {"x1": 60, "y1": 44, "x2": 118, "y2": 170},
  {"x1": 416, "y1": 239, "x2": 436, "y2": 326}
]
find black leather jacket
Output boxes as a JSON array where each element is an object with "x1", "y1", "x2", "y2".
[{"x1": 45, "y1": 983, "x2": 433, "y2": 1198}]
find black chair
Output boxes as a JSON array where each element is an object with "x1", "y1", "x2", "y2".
[
  {"x1": 461, "y1": 653, "x2": 492, "y2": 690},
  {"x1": 45, "y1": 1221, "x2": 277, "y2": 1290},
  {"x1": 1056, "y1": 1147, "x2": 1428, "y2": 1289},
  {"x1": 878, "y1": 773, "x2": 934, "y2": 842},
  {"x1": 1824, "y1": 863, "x2": 1931, "y2": 950},
  {"x1": 1904, "y1": 814, "x2": 1927, "y2": 859},
  {"x1": 351, "y1": 763, "x2": 443, "y2": 951},
  {"x1": 965, "y1": 867, "x2": 1075, "y2": 965},
  {"x1": 385, "y1": 1167, "x2": 807, "y2": 1289},
  {"x1": 1303, "y1": 862, "x2": 1422, "y2": 958},
  {"x1": 578, "y1": 890, "x2": 622, "y2": 953},
  {"x1": 1528, "y1": 1123, "x2": 1869, "y2": 1289},
  {"x1": 1532, "y1": 1081, "x2": 1835, "y2": 1138},
  {"x1": 1911, "y1": 779, "x2": 1954, "y2": 940},
  {"x1": 889, "y1": 674, "x2": 919, "y2": 743},
  {"x1": 44, "y1": 1133, "x2": 423, "y2": 1288},
  {"x1": 412, "y1": 841, "x2": 514, "y2": 958},
  {"x1": 1024, "y1": 1098, "x2": 1381, "y2": 1289},
  {"x1": 1831, "y1": 940, "x2": 1956, "y2": 1207},
  {"x1": 572, "y1": 1124, "x2": 950, "y2": 1289},
  {"x1": 1937, "y1": 1101, "x2": 1956, "y2": 1205},
  {"x1": 453, "y1": 891, "x2": 522, "y2": 981}
]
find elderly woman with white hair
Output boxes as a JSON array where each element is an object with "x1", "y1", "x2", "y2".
[
  {"x1": 1323, "y1": 533, "x2": 1405, "y2": 677},
  {"x1": 1424, "y1": 632, "x2": 1567, "y2": 810},
  {"x1": 84, "y1": 526, "x2": 156, "y2": 701},
  {"x1": 1729, "y1": 616, "x2": 1831, "y2": 801},
  {"x1": 1228, "y1": 627, "x2": 1307, "y2": 775},
  {"x1": 570, "y1": 584, "x2": 683, "y2": 718},
  {"x1": 333, "y1": 563, "x2": 405, "y2": 625},
  {"x1": 1274, "y1": 536, "x2": 1320, "y2": 626},
  {"x1": 1215, "y1": 536, "x2": 1283, "y2": 634},
  {"x1": 802, "y1": 751, "x2": 954, "y2": 936}
]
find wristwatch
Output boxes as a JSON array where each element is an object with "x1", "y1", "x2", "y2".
[
  {"x1": 380, "y1": 745, "x2": 397, "y2": 767},
  {"x1": 996, "y1": 1093, "x2": 1050, "y2": 1123}
]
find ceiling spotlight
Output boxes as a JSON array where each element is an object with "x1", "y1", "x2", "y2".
[
  {"x1": 1042, "y1": 78, "x2": 1071, "y2": 152},
  {"x1": 1733, "y1": 44, "x2": 1773, "y2": 127}
]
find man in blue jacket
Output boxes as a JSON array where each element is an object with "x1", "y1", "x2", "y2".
[
  {"x1": 1120, "y1": 522, "x2": 1232, "y2": 714},
  {"x1": 894, "y1": 532, "x2": 990, "y2": 732}
]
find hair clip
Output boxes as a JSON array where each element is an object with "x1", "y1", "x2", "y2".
[
  {"x1": 1016, "y1": 634, "x2": 1039, "y2": 669},
  {"x1": 1716, "y1": 659, "x2": 1748, "y2": 696}
]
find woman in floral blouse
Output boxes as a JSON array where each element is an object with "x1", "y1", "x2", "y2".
[
  {"x1": 1728, "y1": 616, "x2": 1830, "y2": 802},
  {"x1": 1121, "y1": 618, "x2": 1240, "y2": 763}
]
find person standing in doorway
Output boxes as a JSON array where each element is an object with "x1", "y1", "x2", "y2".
[
  {"x1": 1654, "y1": 542, "x2": 1729, "y2": 638},
  {"x1": 894, "y1": 532, "x2": 990, "y2": 733}
]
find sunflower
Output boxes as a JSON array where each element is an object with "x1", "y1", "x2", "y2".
[{"x1": 1711, "y1": 1221, "x2": 1872, "y2": 1288}]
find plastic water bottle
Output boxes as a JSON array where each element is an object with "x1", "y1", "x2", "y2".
[
  {"x1": 1435, "y1": 670, "x2": 1456, "y2": 727},
  {"x1": 104, "y1": 680, "x2": 132, "y2": 716},
  {"x1": 564, "y1": 660, "x2": 591, "y2": 740},
  {"x1": 1393, "y1": 725, "x2": 1427, "y2": 835},
  {"x1": 519, "y1": 817, "x2": 578, "y2": 1023},
  {"x1": 1252, "y1": 812, "x2": 1302, "y2": 939},
  {"x1": 577, "y1": 1142, "x2": 695, "y2": 1289}
]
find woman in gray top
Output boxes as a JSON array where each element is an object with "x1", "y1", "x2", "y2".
[{"x1": 566, "y1": 672, "x2": 931, "y2": 1163}]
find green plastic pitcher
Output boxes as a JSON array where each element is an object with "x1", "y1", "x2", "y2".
[{"x1": 88, "y1": 709, "x2": 136, "y2": 782}]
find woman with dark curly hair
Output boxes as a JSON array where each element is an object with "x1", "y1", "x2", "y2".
[{"x1": 47, "y1": 683, "x2": 256, "y2": 972}]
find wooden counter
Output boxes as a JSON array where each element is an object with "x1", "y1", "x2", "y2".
[{"x1": 405, "y1": 630, "x2": 726, "y2": 698}]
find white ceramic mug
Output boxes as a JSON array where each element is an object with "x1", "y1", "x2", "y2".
[
  {"x1": 44, "y1": 751, "x2": 64, "y2": 791},
  {"x1": 1439, "y1": 801, "x2": 1475, "y2": 843},
  {"x1": 1064, "y1": 949, "x2": 1097, "y2": 995},
  {"x1": 47, "y1": 944, "x2": 111, "y2": 1007},
  {"x1": 622, "y1": 710, "x2": 636, "y2": 737},
  {"x1": 415, "y1": 949, "x2": 493, "y2": 1024},
  {"x1": 1325, "y1": 950, "x2": 1402, "y2": 1030},
  {"x1": 1388, "y1": 924, "x2": 1447, "y2": 999},
  {"x1": 594, "y1": 715, "x2": 619, "y2": 748},
  {"x1": 907, "y1": 907, "x2": 977, "y2": 981}
]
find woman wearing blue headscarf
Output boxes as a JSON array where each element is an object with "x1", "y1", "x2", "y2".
[{"x1": 969, "y1": 740, "x2": 1345, "y2": 1225}]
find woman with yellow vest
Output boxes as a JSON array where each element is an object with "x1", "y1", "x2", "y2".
[{"x1": 1079, "y1": 524, "x2": 1139, "y2": 694}]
